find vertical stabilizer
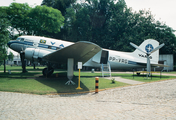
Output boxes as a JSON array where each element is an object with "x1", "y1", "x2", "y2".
[{"x1": 132, "y1": 39, "x2": 159, "y2": 63}]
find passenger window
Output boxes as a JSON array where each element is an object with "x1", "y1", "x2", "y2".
[{"x1": 20, "y1": 38, "x2": 24, "y2": 41}]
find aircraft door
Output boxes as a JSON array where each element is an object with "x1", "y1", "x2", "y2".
[{"x1": 100, "y1": 50, "x2": 109, "y2": 64}]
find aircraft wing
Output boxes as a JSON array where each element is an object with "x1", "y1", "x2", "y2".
[{"x1": 43, "y1": 41, "x2": 101, "y2": 64}]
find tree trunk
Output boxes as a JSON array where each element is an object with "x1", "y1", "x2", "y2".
[
  {"x1": 3, "y1": 59, "x2": 6, "y2": 73},
  {"x1": 33, "y1": 63, "x2": 36, "y2": 69}
]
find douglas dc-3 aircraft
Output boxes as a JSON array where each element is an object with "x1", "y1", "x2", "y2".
[{"x1": 7, "y1": 35, "x2": 165, "y2": 82}]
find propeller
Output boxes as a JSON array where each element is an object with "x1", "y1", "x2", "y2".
[{"x1": 130, "y1": 42, "x2": 165, "y2": 78}]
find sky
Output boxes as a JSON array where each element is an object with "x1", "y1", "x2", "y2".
[
  {"x1": 0, "y1": 0, "x2": 43, "y2": 7},
  {"x1": 125, "y1": 0, "x2": 176, "y2": 33}
]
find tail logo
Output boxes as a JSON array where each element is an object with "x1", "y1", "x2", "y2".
[{"x1": 145, "y1": 44, "x2": 153, "y2": 53}]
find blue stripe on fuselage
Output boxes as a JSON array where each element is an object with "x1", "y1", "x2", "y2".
[
  {"x1": 128, "y1": 60, "x2": 137, "y2": 65},
  {"x1": 38, "y1": 44, "x2": 48, "y2": 48},
  {"x1": 8, "y1": 41, "x2": 34, "y2": 46},
  {"x1": 8, "y1": 41, "x2": 60, "y2": 50}
]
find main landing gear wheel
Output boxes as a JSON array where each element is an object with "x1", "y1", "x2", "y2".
[
  {"x1": 137, "y1": 73, "x2": 140, "y2": 76},
  {"x1": 42, "y1": 68, "x2": 54, "y2": 77}
]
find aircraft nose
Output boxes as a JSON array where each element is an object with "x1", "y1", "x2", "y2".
[{"x1": 7, "y1": 40, "x2": 13, "y2": 48}]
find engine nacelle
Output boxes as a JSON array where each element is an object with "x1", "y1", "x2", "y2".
[{"x1": 25, "y1": 48, "x2": 51, "y2": 62}]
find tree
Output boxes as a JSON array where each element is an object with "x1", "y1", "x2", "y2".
[
  {"x1": 0, "y1": 8, "x2": 10, "y2": 73},
  {"x1": 41, "y1": 0, "x2": 77, "y2": 16},
  {"x1": 29, "y1": 5, "x2": 65, "y2": 36},
  {"x1": 107, "y1": 1, "x2": 176, "y2": 54},
  {"x1": 5, "y1": 3, "x2": 64, "y2": 37},
  {"x1": 8, "y1": 52, "x2": 14, "y2": 63},
  {"x1": 5, "y1": 3, "x2": 32, "y2": 35},
  {"x1": 63, "y1": 0, "x2": 115, "y2": 45},
  {"x1": 41, "y1": 0, "x2": 77, "y2": 39}
]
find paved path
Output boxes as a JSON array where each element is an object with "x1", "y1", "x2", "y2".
[
  {"x1": 1, "y1": 79, "x2": 176, "y2": 119},
  {"x1": 106, "y1": 77, "x2": 144, "y2": 85}
]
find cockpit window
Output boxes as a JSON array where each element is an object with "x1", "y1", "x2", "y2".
[
  {"x1": 16, "y1": 38, "x2": 24, "y2": 41},
  {"x1": 16, "y1": 38, "x2": 21, "y2": 41}
]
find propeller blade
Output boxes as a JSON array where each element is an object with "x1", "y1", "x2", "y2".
[
  {"x1": 130, "y1": 42, "x2": 146, "y2": 54},
  {"x1": 150, "y1": 43, "x2": 165, "y2": 54}
]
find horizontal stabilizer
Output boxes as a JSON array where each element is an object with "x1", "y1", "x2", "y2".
[
  {"x1": 136, "y1": 62, "x2": 169, "y2": 68},
  {"x1": 43, "y1": 41, "x2": 101, "y2": 64},
  {"x1": 151, "y1": 63, "x2": 169, "y2": 67}
]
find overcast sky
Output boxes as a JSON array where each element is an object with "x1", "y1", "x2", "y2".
[
  {"x1": 0, "y1": 0, "x2": 43, "y2": 7},
  {"x1": 125, "y1": 0, "x2": 176, "y2": 33}
]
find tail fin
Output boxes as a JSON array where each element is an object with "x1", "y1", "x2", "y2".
[{"x1": 133, "y1": 39, "x2": 159, "y2": 63}]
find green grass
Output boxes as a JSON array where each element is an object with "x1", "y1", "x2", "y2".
[
  {"x1": 0, "y1": 74, "x2": 127, "y2": 95},
  {"x1": 0, "y1": 66, "x2": 128, "y2": 94},
  {"x1": 0, "y1": 65, "x2": 176, "y2": 95},
  {"x1": 0, "y1": 65, "x2": 46, "y2": 71},
  {"x1": 75, "y1": 71, "x2": 176, "y2": 82},
  {"x1": 162, "y1": 71, "x2": 176, "y2": 74},
  {"x1": 121, "y1": 74, "x2": 176, "y2": 82}
]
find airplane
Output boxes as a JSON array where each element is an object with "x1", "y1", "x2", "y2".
[{"x1": 7, "y1": 35, "x2": 165, "y2": 83}]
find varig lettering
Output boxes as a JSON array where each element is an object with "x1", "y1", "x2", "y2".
[{"x1": 138, "y1": 54, "x2": 152, "y2": 59}]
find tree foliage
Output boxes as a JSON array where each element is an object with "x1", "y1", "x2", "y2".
[
  {"x1": 4, "y1": 3, "x2": 64, "y2": 36},
  {"x1": 8, "y1": 52, "x2": 14, "y2": 61},
  {"x1": 2, "y1": 0, "x2": 176, "y2": 56},
  {"x1": 29, "y1": 5, "x2": 65, "y2": 36},
  {"x1": 59, "y1": 0, "x2": 176, "y2": 55},
  {"x1": 5, "y1": 3, "x2": 31, "y2": 35},
  {"x1": 0, "y1": 8, "x2": 10, "y2": 62},
  {"x1": 0, "y1": 8, "x2": 10, "y2": 72},
  {"x1": 41, "y1": 0, "x2": 77, "y2": 16}
]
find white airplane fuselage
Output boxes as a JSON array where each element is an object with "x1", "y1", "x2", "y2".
[{"x1": 8, "y1": 36, "x2": 160, "y2": 71}]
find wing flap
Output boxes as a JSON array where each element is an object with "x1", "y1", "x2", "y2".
[{"x1": 43, "y1": 41, "x2": 101, "y2": 64}]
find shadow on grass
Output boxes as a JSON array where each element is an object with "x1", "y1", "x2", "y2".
[
  {"x1": 0, "y1": 72, "x2": 91, "y2": 95},
  {"x1": 0, "y1": 72, "x2": 42, "y2": 78},
  {"x1": 33, "y1": 72, "x2": 90, "y2": 94}
]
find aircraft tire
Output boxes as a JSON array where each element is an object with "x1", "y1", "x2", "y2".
[
  {"x1": 137, "y1": 73, "x2": 140, "y2": 76},
  {"x1": 42, "y1": 68, "x2": 54, "y2": 77}
]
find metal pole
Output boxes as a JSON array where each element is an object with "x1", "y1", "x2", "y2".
[
  {"x1": 95, "y1": 77, "x2": 99, "y2": 93},
  {"x1": 76, "y1": 69, "x2": 82, "y2": 90}
]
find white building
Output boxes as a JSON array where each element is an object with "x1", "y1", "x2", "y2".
[
  {"x1": 7, "y1": 48, "x2": 21, "y2": 65},
  {"x1": 159, "y1": 54, "x2": 174, "y2": 71}
]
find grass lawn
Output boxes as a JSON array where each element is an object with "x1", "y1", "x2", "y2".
[
  {"x1": 75, "y1": 71, "x2": 176, "y2": 82},
  {"x1": 117, "y1": 74, "x2": 176, "y2": 82},
  {"x1": 0, "y1": 65, "x2": 176, "y2": 95},
  {"x1": 0, "y1": 66, "x2": 128, "y2": 94},
  {"x1": 0, "y1": 74, "x2": 128, "y2": 95},
  {"x1": 0, "y1": 65, "x2": 46, "y2": 72}
]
